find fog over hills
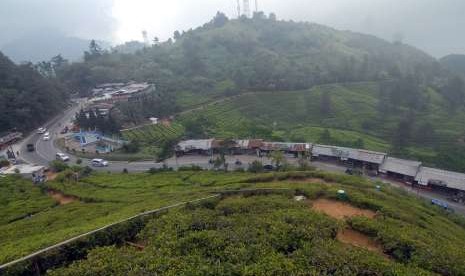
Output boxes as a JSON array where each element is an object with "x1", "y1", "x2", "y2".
[{"x1": 1, "y1": 0, "x2": 465, "y2": 63}]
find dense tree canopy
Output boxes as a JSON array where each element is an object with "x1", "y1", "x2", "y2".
[{"x1": 0, "y1": 52, "x2": 68, "y2": 133}]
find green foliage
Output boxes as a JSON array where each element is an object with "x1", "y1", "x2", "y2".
[
  {"x1": 2, "y1": 171, "x2": 465, "y2": 274},
  {"x1": 49, "y1": 193, "x2": 451, "y2": 275},
  {"x1": 0, "y1": 52, "x2": 68, "y2": 133},
  {"x1": 49, "y1": 160, "x2": 69, "y2": 172},
  {"x1": 121, "y1": 123, "x2": 184, "y2": 159},
  {"x1": 0, "y1": 176, "x2": 56, "y2": 225},
  {"x1": 248, "y1": 160, "x2": 264, "y2": 173}
]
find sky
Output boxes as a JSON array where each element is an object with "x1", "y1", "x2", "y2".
[{"x1": 0, "y1": 0, "x2": 464, "y2": 57}]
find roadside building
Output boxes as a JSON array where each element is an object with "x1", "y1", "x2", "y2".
[
  {"x1": 349, "y1": 149, "x2": 386, "y2": 171},
  {"x1": 415, "y1": 167, "x2": 465, "y2": 193},
  {"x1": 379, "y1": 157, "x2": 421, "y2": 183},
  {"x1": 260, "y1": 142, "x2": 311, "y2": 157},
  {"x1": 311, "y1": 145, "x2": 385, "y2": 171},
  {"x1": 176, "y1": 139, "x2": 214, "y2": 156},
  {"x1": 65, "y1": 131, "x2": 123, "y2": 154},
  {"x1": 0, "y1": 164, "x2": 46, "y2": 183},
  {"x1": 0, "y1": 132, "x2": 23, "y2": 150}
]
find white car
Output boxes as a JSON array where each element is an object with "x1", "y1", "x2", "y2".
[
  {"x1": 43, "y1": 134, "x2": 50, "y2": 141},
  {"x1": 37, "y1": 127, "x2": 47, "y2": 134},
  {"x1": 91, "y1": 159, "x2": 109, "y2": 167},
  {"x1": 56, "y1": 153, "x2": 70, "y2": 162}
]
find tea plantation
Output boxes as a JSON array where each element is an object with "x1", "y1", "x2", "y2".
[{"x1": 1, "y1": 170, "x2": 465, "y2": 275}]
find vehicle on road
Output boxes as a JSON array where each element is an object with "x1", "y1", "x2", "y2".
[
  {"x1": 431, "y1": 199, "x2": 452, "y2": 211},
  {"x1": 26, "y1": 144, "x2": 35, "y2": 152},
  {"x1": 37, "y1": 127, "x2": 47, "y2": 134},
  {"x1": 263, "y1": 164, "x2": 275, "y2": 171},
  {"x1": 91, "y1": 158, "x2": 109, "y2": 167},
  {"x1": 43, "y1": 133, "x2": 50, "y2": 141},
  {"x1": 56, "y1": 153, "x2": 70, "y2": 162},
  {"x1": 235, "y1": 159, "x2": 242, "y2": 166}
]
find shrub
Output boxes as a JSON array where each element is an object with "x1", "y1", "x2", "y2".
[
  {"x1": 178, "y1": 165, "x2": 203, "y2": 171},
  {"x1": 122, "y1": 168, "x2": 128, "y2": 174},
  {"x1": 0, "y1": 159, "x2": 10, "y2": 168},
  {"x1": 76, "y1": 159, "x2": 82, "y2": 165},
  {"x1": 248, "y1": 160, "x2": 264, "y2": 173},
  {"x1": 49, "y1": 160, "x2": 69, "y2": 172}
]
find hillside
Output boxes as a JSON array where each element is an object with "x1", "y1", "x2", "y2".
[
  {"x1": 175, "y1": 80, "x2": 465, "y2": 171},
  {"x1": 440, "y1": 54, "x2": 465, "y2": 78},
  {"x1": 2, "y1": 171, "x2": 465, "y2": 275},
  {"x1": 57, "y1": 13, "x2": 440, "y2": 96},
  {"x1": 0, "y1": 52, "x2": 68, "y2": 133}
]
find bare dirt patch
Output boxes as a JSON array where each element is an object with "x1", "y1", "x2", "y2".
[
  {"x1": 46, "y1": 171, "x2": 58, "y2": 181},
  {"x1": 337, "y1": 228, "x2": 388, "y2": 258},
  {"x1": 48, "y1": 190, "x2": 78, "y2": 205},
  {"x1": 312, "y1": 198, "x2": 376, "y2": 220}
]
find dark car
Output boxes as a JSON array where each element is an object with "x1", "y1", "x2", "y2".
[
  {"x1": 263, "y1": 164, "x2": 275, "y2": 171},
  {"x1": 26, "y1": 144, "x2": 35, "y2": 152}
]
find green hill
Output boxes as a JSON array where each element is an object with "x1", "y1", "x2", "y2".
[
  {"x1": 58, "y1": 13, "x2": 439, "y2": 97},
  {"x1": 440, "y1": 54, "x2": 465, "y2": 78},
  {"x1": 2, "y1": 171, "x2": 465, "y2": 275}
]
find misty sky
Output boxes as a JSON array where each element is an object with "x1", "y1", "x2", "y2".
[{"x1": 0, "y1": 0, "x2": 464, "y2": 57}]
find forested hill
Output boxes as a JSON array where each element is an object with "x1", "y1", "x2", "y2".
[
  {"x1": 58, "y1": 12, "x2": 442, "y2": 96},
  {"x1": 0, "y1": 52, "x2": 68, "y2": 133},
  {"x1": 441, "y1": 54, "x2": 465, "y2": 79}
]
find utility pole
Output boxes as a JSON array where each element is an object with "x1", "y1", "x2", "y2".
[
  {"x1": 236, "y1": 0, "x2": 241, "y2": 18},
  {"x1": 255, "y1": 0, "x2": 258, "y2": 12}
]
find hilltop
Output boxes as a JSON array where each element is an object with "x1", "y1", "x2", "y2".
[{"x1": 56, "y1": 12, "x2": 440, "y2": 95}]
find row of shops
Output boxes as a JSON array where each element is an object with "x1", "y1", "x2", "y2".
[{"x1": 175, "y1": 139, "x2": 465, "y2": 195}]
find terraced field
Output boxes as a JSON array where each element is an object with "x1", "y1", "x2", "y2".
[{"x1": 121, "y1": 123, "x2": 185, "y2": 146}]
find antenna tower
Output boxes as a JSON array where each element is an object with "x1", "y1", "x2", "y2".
[{"x1": 243, "y1": 0, "x2": 250, "y2": 18}]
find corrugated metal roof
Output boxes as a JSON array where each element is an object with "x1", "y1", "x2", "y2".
[
  {"x1": 177, "y1": 140, "x2": 213, "y2": 151},
  {"x1": 312, "y1": 145, "x2": 385, "y2": 164},
  {"x1": 415, "y1": 167, "x2": 465, "y2": 190},
  {"x1": 248, "y1": 139, "x2": 264, "y2": 149},
  {"x1": 379, "y1": 157, "x2": 421, "y2": 177},
  {"x1": 261, "y1": 142, "x2": 311, "y2": 152},
  {"x1": 354, "y1": 149, "x2": 386, "y2": 164}
]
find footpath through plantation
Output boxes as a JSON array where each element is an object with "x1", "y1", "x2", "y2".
[{"x1": 1, "y1": 170, "x2": 465, "y2": 275}]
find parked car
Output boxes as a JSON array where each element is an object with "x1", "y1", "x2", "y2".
[
  {"x1": 56, "y1": 153, "x2": 70, "y2": 162},
  {"x1": 37, "y1": 127, "x2": 47, "y2": 134},
  {"x1": 91, "y1": 158, "x2": 109, "y2": 167},
  {"x1": 26, "y1": 144, "x2": 35, "y2": 152},
  {"x1": 263, "y1": 164, "x2": 275, "y2": 171}
]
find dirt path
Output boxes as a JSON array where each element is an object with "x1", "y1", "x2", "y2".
[
  {"x1": 312, "y1": 199, "x2": 376, "y2": 220},
  {"x1": 48, "y1": 190, "x2": 78, "y2": 205}
]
